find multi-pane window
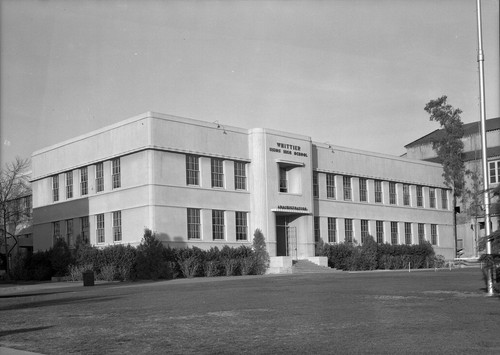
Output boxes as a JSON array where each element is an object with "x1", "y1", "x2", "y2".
[
  {"x1": 375, "y1": 180, "x2": 382, "y2": 203},
  {"x1": 187, "y1": 208, "x2": 201, "y2": 239},
  {"x1": 361, "y1": 219, "x2": 369, "y2": 244},
  {"x1": 52, "y1": 175, "x2": 59, "y2": 202},
  {"x1": 345, "y1": 219, "x2": 353, "y2": 243},
  {"x1": 96, "y1": 213, "x2": 105, "y2": 243},
  {"x1": 211, "y1": 158, "x2": 224, "y2": 188},
  {"x1": 234, "y1": 162, "x2": 247, "y2": 190},
  {"x1": 24, "y1": 195, "x2": 32, "y2": 217},
  {"x1": 235, "y1": 212, "x2": 248, "y2": 241},
  {"x1": 403, "y1": 184, "x2": 410, "y2": 206},
  {"x1": 53, "y1": 221, "x2": 60, "y2": 241},
  {"x1": 326, "y1": 174, "x2": 336, "y2": 199},
  {"x1": 279, "y1": 167, "x2": 288, "y2": 193},
  {"x1": 212, "y1": 210, "x2": 225, "y2": 240},
  {"x1": 327, "y1": 217, "x2": 336, "y2": 243},
  {"x1": 390, "y1": 221, "x2": 398, "y2": 245},
  {"x1": 314, "y1": 217, "x2": 320, "y2": 243},
  {"x1": 441, "y1": 190, "x2": 448, "y2": 210},
  {"x1": 376, "y1": 221, "x2": 384, "y2": 244},
  {"x1": 429, "y1": 188, "x2": 436, "y2": 208},
  {"x1": 66, "y1": 219, "x2": 74, "y2": 247},
  {"x1": 313, "y1": 172, "x2": 319, "y2": 198},
  {"x1": 489, "y1": 160, "x2": 500, "y2": 184},
  {"x1": 186, "y1": 155, "x2": 200, "y2": 186},
  {"x1": 418, "y1": 223, "x2": 425, "y2": 244},
  {"x1": 404, "y1": 222, "x2": 412, "y2": 245},
  {"x1": 431, "y1": 224, "x2": 438, "y2": 245},
  {"x1": 112, "y1": 158, "x2": 121, "y2": 189},
  {"x1": 80, "y1": 167, "x2": 88, "y2": 196},
  {"x1": 66, "y1": 172, "x2": 73, "y2": 199},
  {"x1": 359, "y1": 178, "x2": 367, "y2": 202},
  {"x1": 81, "y1": 216, "x2": 89, "y2": 244},
  {"x1": 389, "y1": 182, "x2": 396, "y2": 205},
  {"x1": 113, "y1": 211, "x2": 122, "y2": 242},
  {"x1": 416, "y1": 186, "x2": 423, "y2": 207},
  {"x1": 343, "y1": 176, "x2": 352, "y2": 201},
  {"x1": 95, "y1": 162, "x2": 104, "y2": 192}
]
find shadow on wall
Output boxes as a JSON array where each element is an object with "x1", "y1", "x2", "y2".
[{"x1": 156, "y1": 233, "x2": 188, "y2": 250}]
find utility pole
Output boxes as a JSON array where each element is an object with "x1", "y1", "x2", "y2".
[{"x1": 476, "y1": 0, "x2": 494, "y2": 295}]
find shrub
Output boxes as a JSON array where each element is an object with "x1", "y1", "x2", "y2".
[
  {"x1": 50, "y1": 238, "x2": 73, "y2": 277},
  {"x1": 134, "y1": 229, "x2": 168, "y2": 280},
  {"x1": 176, "y1": 247, "x2": 202, "y2": 278},
  {"x1": 98, "y1": 264, "x2": 116, "y2": 281},
  {"x1": 67, "y1": 263, "x2": 93, "y2": 281},
  {"x1": 25, "y1": 251, "x2": 52, "y2": 281},
  {"x1": 252, "y1": 229, "x2": 270, "y2": 275}
]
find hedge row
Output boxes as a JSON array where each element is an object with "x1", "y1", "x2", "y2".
[{"x1": 319, "y1": 235, "x2": 444, "y2": 271}]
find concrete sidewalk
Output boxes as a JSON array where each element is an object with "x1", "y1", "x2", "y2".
[{"x1": 0, "y1": 347, "x2": 43, "y2": 355}]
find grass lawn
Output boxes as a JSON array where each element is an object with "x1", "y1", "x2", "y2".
[{"x1": 1, "y1": 269, "x2": 499, "y2": 354}]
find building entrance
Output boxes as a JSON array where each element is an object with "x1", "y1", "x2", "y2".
[{"x1": 276, "y1": 216, "x2": 298, "y2": 259}]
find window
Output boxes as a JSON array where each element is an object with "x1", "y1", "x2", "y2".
[
  {"x1": 24, "y1": 195, "x2": 32, "y2": 217},
  {"x1": 390, "y1": 222, "x2": 398, "y2": 245},
  {"x1": 53, "y1": 221, "x2": 60, "y2": 241},
  {"x1": 343, "y1": 176, "x2": 351, "y2": 201},
  {"x1": 212, "y1": 210, "x2": 225, "y2": 240},
  {"x1": 376, "y1": 221, "x2": 384, "y2": 244},
  {"x1": 361, "y1": 219, "x2": 369, "y2": 244},
  {"x1": 489, "y1": 160, "x2": 500, "y2": 184},
  {"x1": 234, "y1": 162, "x2": 247, "y2": 190},
  {"x1": 186, "y1": 155, "x2": 199, "y2": 186},
  {"x1": 52, "y1": 175, "x2": 59, "y2": 202},
  {"x1": 81, "y1": 167, "x2": 88, "y2": 196},
  {"x1": 403, "y1": 184, "x2": 410, "y2": 206},
  {"x1": 359, "y1": 178, "x2": 367, "y2": 202},
  {"x1": 429, "y1": 188, "x2": 436, "y2": 208},
  {"x1": 113, "y1": 211, "x2": 122, "y2": 242},
  {"x1": 326, "y1": 174, "x2": 336, "y2": 199},
  {"x1": 187, "y1": 208, "x2": 201, "y2": 239},
  {"x1": 328, "y1": 217, "x2": 336, "y2": 243},
  {"x1": 313, "y1": 172, "x2": 319, "y2": 198},
  {"x1": 441, "y1": 190, "x2": 448, "y2": 210},
  {"x1": 375, "y1": 180, "x2": 382, "y2": 203},
  {"x1": 416, "y1": 186, "x2": 423, "y2": 207},
  {"x1": 96, "y1": 162, "x2": 104, "y2": 192},
  {"x1": 66, "y1": 172, "x2": 73, "y2": 199},
  {"x1": 314, "y1": 217, "x2": 320, "y2": 242},
  {"x1": 418, "y1": 223, "x2": 425, "y2": 244},
  {"x1": 66, "y1": 219, "x2": 74, "y2": 247},
  {"x1": 404, "y1": 222, "x2": 412, "y2": 245},
  {"x1": 112, "y1": 158, "x2": 121, "y2": 189},
  {"x1": 345, "y1": 219, "x2": 353, "y2": 243},
  {"x1": 96, "y1": 213, "x2": 105, "y2": 243},
  {"x1": 279, "y1": 167, "x2": 288, "y2": 193},
  {"x1": 431, "y1": 224, "x2": 438, "y2": 245},
  {"x1": 81, "y1": 216, "x2": 89, "y2": 244},
  {"x1": 211, "y1": 158, "x2": 224, "y2": 188},
  {"x1": 236, "y1": 212, "x2": 248, "y2": 241},
  {"x1": 389, "y1": 182, "x2": 396, "y2": 205}
]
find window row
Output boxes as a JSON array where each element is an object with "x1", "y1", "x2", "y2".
[
  {"x1": 314, "y1": 217, "x2": 439, "y2": 246},
  {"x1": 52, "y1": 158, "x2": 121, "y2": 202},
  {"x1": 187, "y1": 209, "x2": 249, "y2": 241},
  {"x1": 312, "y1": 173, "x2": 449, "y2": 210},
  {"x1": 186, "y1": 155, "x2": 247, "y2": 191}
]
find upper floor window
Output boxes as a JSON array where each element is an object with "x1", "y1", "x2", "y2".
[
  {"x1": 344, "y1": 218, "x2": 353, "y2": 243},
  {"x1": 234, "y1": 162, "x2": 247, "y2": 190},
  {"x1": 328, "y1": 217, "x2": 336, "y2": 243},
  {"x1": 489, "y1": 160, "x2": 500, "y2": 184},
  {"x1": 112, "y1": 158, "x2": 121, "y2": 189},
  {"x1": 359, "y1": 178, "x2": 367, "y2": 202},
  {"x1": 113, "y1": 211, "x2": 122, "y2": 242},
  {"x1": 212, "y1": 210, "x2": 225, "y2": 240},
  {"x1": 326, "y1": 174, "x2": 336, "y2": 199},
  {"x1": 429, "y1": 188, "x2": 436, "y2": 208},
  {"x1": 418, "y1": 223, "x2": 425, "y2": 244},
  {"x1": 361, "y1": 219, "x2": 369, "y2": 244},
  {"x1": 343, "y1": 176, "x2": 352, "y2": 201},
  {"x1": 441, "y1": 190, "x2": 448, "y2": 210},
  {"x1": 376, "y1": 221, "x2": 384, "y2": 244},
  {"x1": 66, "y1": 172, "x2": 73, "y2": 199},
  {"x1": 80, "y1": 167, "x2": 88, "y2": 196},
  {"x1": 95, "y1": 162, "x2": 104, "y2": 192},
  {"x1": 211, "y1": 158, "x2": 224, "y2": 188},
  {"x1": 236, "y1": 211, "x2": 248, "y2": 241},
  {"x1": 431, "y1": 224, "x2": 438, "y2": 245},
  {"x1": 313, "y1": 172, "x2": 319, "y2": 198},
  {"x1": 186, "y1": 155, "x2": 199, "y2": 186},
  {"x1": 390, "y1": 221, "x2": 398, "y2": 245},
  {"x1": 52, "y1": 175, "x2": 59, "y2": 202},
  {"x1": 279, "y1": 167, "x2": 288, "y2": 193},
  {"x1": 404, "y1": 222, "x2": 412, "y2": 245},
  {"x1": 416, "y1": 186, "x2": 423, "y2": 207},
  {"x1": 403, "y1": 184, "x2": 410, "y2": 206},
  {"x1": 96, "y1": 213, "x2": 105, "y2": 243},
  {"x1": 187, "y1": 208, "x2": 201, "y2": 239},
  {"x1": 389, "y1": 182, "x2": 397, "y2": 205},
  {"x1": 374, "y1": 180, "x2": 382, "y2": 203}
]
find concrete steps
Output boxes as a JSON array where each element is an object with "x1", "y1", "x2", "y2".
[{"x1": 292, "y1": 259, "x2": 341, "y2": 274}]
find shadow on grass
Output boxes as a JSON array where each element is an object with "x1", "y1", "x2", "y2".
[
  {"x1": 0, "y1": 325, "x2": 54, "y2": 337},
  {"x1": 0, "y1": 291, "x2": 76, "y2": 299},
  {"x1": 0, "y1": 295, "x2": 123, "y2": 311}
]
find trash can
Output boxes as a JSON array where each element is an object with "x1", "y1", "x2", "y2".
[{"x1": 82, "y1": 270, "x2": 95, "y2": 286}]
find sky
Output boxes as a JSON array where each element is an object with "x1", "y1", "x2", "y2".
[{"x1": 1, "y1": 0, "x2": 499, "y2": 166}]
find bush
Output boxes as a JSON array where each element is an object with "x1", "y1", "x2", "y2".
[
  {"x1": 50, "y1": 238, "x2": 73, "y2": 277},
  {"x1": 252, "y1": 229, "x2": 269, "y2": 275},
  {"x1": 134, "y1": 229, "x2": 168, "y2": 280},
  {"x1": 176, "y1": 247, "x2": 202, "y2": 278}
]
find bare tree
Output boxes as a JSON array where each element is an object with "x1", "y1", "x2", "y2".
[{"x1": 0, "y1": 157, "x2": 32, "y2": 277}]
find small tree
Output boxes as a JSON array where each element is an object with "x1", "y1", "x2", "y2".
[
  {"x1": 252, "y1": 229, "x2": 269, "y2": 275},
  {"x1": 424, "y1": 96, "x2": 466, "y2": 257}
]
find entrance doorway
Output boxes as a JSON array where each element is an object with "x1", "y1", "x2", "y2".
[{"x1": 276, "y1": 216, "x2": 298, "y2": 259}]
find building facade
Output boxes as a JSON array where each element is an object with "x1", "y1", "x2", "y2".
[{"x1": 31, "y1": 112, "x2": 454, "y2": 261}]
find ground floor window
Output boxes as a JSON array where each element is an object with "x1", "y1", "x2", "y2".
[
  {"x1": 96, "y1": 214, "x2": 105, "y2": 243},
  {"x1": 187, "y1": 208, "x2": 201, "y2": 239},
  {"x1": 314, "y1": 217, "x2": 320, "y2": 243},
  {"x1": 376, "y1": 221, "x2": 384, "y2": 243},
  {"x1": 53, "y1": 221, "x2": 60, "y2": 242},
  {"x1": 418, "y1": 223, "x2": 425, "y2": 244},
  {"x1": 113, "y1": 211, "x2": 122, "y2": 242},
  {"x1": 391, "y1": 222, "x2": 398, "y2": 245},
  {"x1": 212, "y1": 210, "x2": 225, "y2": 240},
  {"x1": 81, "y1": 216, "x2": 89, "y2": 244},
  {"x1": 345, "y1": 219, "x2": 353, "y2": 243},
  {"x1": 235, "y1": 212, "x2": 248, "y2": 241},
  {"x1": 66, "y1": 219, "x2": 74, "y2": 247},
  {"x1": 431, "y1": 224, "x2": 438, "y2": 245},
  {"x1": 361, "y1": 219, "x2": 369, "y2": 244},
  {"x1": 404, "y1": 222, "x2": 412, "y2": 245},
  {"x1": 328, "y1": 217, "x2": 336, "y2": 243}
]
